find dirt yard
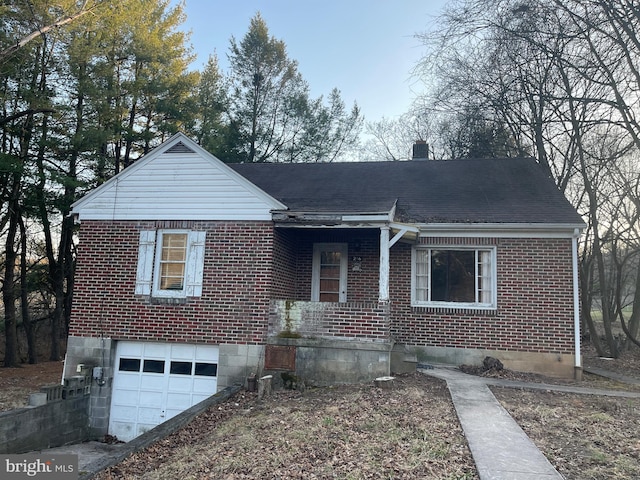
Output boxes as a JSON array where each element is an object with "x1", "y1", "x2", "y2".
[
  {"x1": 1, "y1": 345, "x2": 639, "y2": 479},
  {"x1": 0, "y1": 360, "x2": 64, "y2": 411}
]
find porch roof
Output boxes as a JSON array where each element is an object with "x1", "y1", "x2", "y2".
[{"x1": 230, "y1": 158, "x2": 584, "y2": 226}]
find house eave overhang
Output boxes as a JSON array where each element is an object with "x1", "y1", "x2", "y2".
[
  {"x1": 417, "y1": 222, "x2": 586, "y2": 239},
  {"x1": 272, "y1": 209, "x2": 395, "y2": 228}
]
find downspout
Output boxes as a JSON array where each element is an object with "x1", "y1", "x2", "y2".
[
  {"x1": 379, "y1": 226, "x2": 390, "y2": 302},
  {"x1": 572, "y1": 228, "x2": 582, "y2": 380}
]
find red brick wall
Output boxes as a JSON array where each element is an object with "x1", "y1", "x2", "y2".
[
  {"x1": 72, "y1": 221, "x2": 576, "y2": 353},
  {"x1": 269, "y1": 300, "x2": 390, "y2": 340},
  {"x1": 70, "y1": 220, "x2": 274, "y2": 344},
  {"x1": 272, "y1": 229, "x2": 297, "y2": 299},
  {"x1": 389, "y1": 237, "x2": 575, "y2": 354},
  {"x1": 285, "y1": 229, "x2": 380, "y2": 302}
]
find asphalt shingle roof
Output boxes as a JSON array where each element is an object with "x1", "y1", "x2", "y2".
[{"x1": 230, "y1": 158, "x2": 584, "y2": 225}]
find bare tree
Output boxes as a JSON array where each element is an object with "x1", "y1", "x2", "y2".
[{"x1": 416, "y1": 0, "x2": 640, "y2": 356}]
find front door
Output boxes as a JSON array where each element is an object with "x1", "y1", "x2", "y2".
[{"x1": 311, "y1": 243, "x2": 348, "y2": 302}]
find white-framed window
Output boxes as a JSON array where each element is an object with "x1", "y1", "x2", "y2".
[
  {"x1": 411, "y1": 246, "x2": 496, "y2": 309},
  {"x1": 311, "y1": 243, "x2": 348, "y2": 302},
  {"x1": 135, "y1": 230, "x2": 206, "y2": 298}
]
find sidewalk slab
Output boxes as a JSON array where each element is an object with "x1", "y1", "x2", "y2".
[
  {"x1": 584, "y1": 366, "x2": 640, "y2": 386},
  {"x1": 421, "y1": 367, "x2": 563, "y2": 480}
]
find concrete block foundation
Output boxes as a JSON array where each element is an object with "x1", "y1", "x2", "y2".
[
  {"x1": 266, "y1": 337, "x2": 392, "y2": 387},
  {"x1": 392, "y1": 344, "x2": 576, "y2": 378}
]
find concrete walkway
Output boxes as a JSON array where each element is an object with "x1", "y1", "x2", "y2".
[
  {"x1": 420, "y1": 365, "x2": 640, "y2": 480},
  {"x1": 420, "y1": 366, "x2": 564, "y2": 479},
  {"x1": 583, "y1": 365, "x2": 640, "y2": 386}
]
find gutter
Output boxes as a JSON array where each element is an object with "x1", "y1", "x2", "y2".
[{"x1": 417, "y1": 222, "x2": 587, "y2": 239}]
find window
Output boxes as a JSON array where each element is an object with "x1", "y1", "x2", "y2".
[
  {"x1": 412, "y1": 247, "x2": 495, "y2": 308},
  {"x1": 135, "y1": 230, "x2": 206, "y2": 298},
  {"x1": 143, "y1": 359, "x2": 165, "y2": 374},
  {"x1": 158, "y1": 233, "x2": 187, "y2": 291},
  {"x1": 311, "y1": 243, "x2": 348, "y2": 302},
  {"x1": 194, "y1": 362, "x2": 218, "y2": 377},
  {"x1": 119, "y1": 358, "x2": 141, "y2": 372},
  {"x1": 170, "y1": 361, "x2": 192, "y2": 375}
]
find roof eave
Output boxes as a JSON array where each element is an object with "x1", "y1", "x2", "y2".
[
  {"x1": 272, "y1": 208, "x2": 395, "y2": 226},
  {"x1": 417, "y1": 222, "x2": 586, "y2": 238}
]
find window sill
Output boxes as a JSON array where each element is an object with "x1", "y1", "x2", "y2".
[
  {"x1": 411, "y1": 304, "x2": 498, "y2": 315},
  {"x1": 149, "y1": 296, "x2": 188, "y2": 305}
]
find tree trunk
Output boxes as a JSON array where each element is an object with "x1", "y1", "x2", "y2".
[
  {"x1": 624, "y1": 257, "x2": 640, "y2": 350},
  {"x1": 19, "y1": 216, "x2": 36, "y2": 364},
  {"x1": 581, "y1": 261, "x2": 605, "y2": 355},
  {"x1": 3, "y1": 191, "x2": 20, "y2": 367}
]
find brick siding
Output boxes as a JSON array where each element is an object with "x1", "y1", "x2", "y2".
[
  {"x1": 69, "y1": 220, "x2": 274, "y2": 345},
  {"x1": 71, "y1": 222, "x2": 575, "y2": 354},
  {"x1": 389, "y1": 237, "x2": 575, "y2": 354}
]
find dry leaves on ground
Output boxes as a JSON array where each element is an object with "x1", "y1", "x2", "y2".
[
  {"x1": 95, "y1": 373, "x2": 478, "y2": 480},
  {"x1": 493, "y1": 388, "x2": 640, "y2": 480},
  {"x1": 2, "y1": 345, "x2": 640, "y2": 479},
  {"x1": 0, "y1": 361, "x2": 64, "y2": 411}
]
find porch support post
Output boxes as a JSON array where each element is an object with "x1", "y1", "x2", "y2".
[{"x1": 379, "y1": 226, "x2": 390, "y2": 302}]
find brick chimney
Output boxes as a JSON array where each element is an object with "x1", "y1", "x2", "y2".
[{"x1": 412, "y1": 140, "x2": 429, "y2": 160}]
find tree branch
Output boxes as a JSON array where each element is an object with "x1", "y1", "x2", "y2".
[
  {"x1": 0, "y1": 0, "x2": 94, "y2": 62},
  {"x1": 0, "y1": 108, "x2": 55, "y2": 126}
]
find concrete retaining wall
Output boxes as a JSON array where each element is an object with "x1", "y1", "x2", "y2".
[{"x1": 0, "y1": 393, "x2": 90, "y2": 454}]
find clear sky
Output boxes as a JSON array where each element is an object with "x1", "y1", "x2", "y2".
[{"x1": 174, "y1": 0, "x2": 449, "y2": 125}]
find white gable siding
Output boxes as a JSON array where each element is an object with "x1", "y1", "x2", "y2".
[{"x1": 73, "y1": 153, "x2": 282, "y2": 221}]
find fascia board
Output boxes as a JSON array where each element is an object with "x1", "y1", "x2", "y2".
[{"x1": 417, "y1": 222, "x2": 586, "y2": 238}]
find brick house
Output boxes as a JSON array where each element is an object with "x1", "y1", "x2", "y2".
[{"x1": 65, "y1": 133, "x2": 585, "y2": 441}]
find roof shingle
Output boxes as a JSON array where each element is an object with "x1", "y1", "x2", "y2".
[{"x1": 230, "y1": 158, "x2": 583, "y2": 225}]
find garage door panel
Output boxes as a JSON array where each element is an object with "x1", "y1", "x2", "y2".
[
  {"x1": 138, "y1": 391, "x2": 163, "y2": 407},
  {"x1": 168, "y1": 376, "x2": 193, "y2": 391},
  {"x1": 117, "y1": 343, "x2": 144, "y2": 357},
  {"x1": 111, "y1": 393, "x2": 139, "y2": 408},
  {"x1": 166, "y1": 392, "x2": 192, "y2": 409},
  {"x1": 110, "y1": 421, "x2": 135, "y2": 440},
  {"x1": 170, "y1": 344, "x2": 195, "y2": 359},
  {"x1": 137, "y1": 423, "x2": 157, "y2": 437},
  {"x1": 109, "y1": 405, "x2": 137, "y2": 421},
  {"x1": 143, "y1": 342, "x2": 168, "y2": 357},
  {"x1": 138, "y1": 407, "x2": 165, "y2": 424},
  {"x1": 140, "y1": 376, "x2": 165, "y2": 390},
  {"x1": 193, "y1": 377, "x2": 217, "y2": 393},
  {"x1": 113, "y1": 374, "x2": 141, "y2": 389}
]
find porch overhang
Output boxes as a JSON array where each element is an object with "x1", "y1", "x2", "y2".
[
  {"x1": 272, "y1": 206, "x2": 420, "y2": 305},
  {"x1": 271, "y1": 210, "x2": 394, "y2": 228}
]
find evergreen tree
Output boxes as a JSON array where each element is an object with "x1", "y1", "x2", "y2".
[{"x1": 226, "y1": 13, "x2": 361, "y2": 162}]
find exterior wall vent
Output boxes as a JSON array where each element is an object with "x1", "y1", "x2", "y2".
[{"x1": 164, "y1": 141, "x2": 195, "y2": 154}]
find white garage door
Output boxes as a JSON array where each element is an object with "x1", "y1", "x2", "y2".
[{"x1": 109, "y1": 341, "x2": 219, "y2": 442}]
